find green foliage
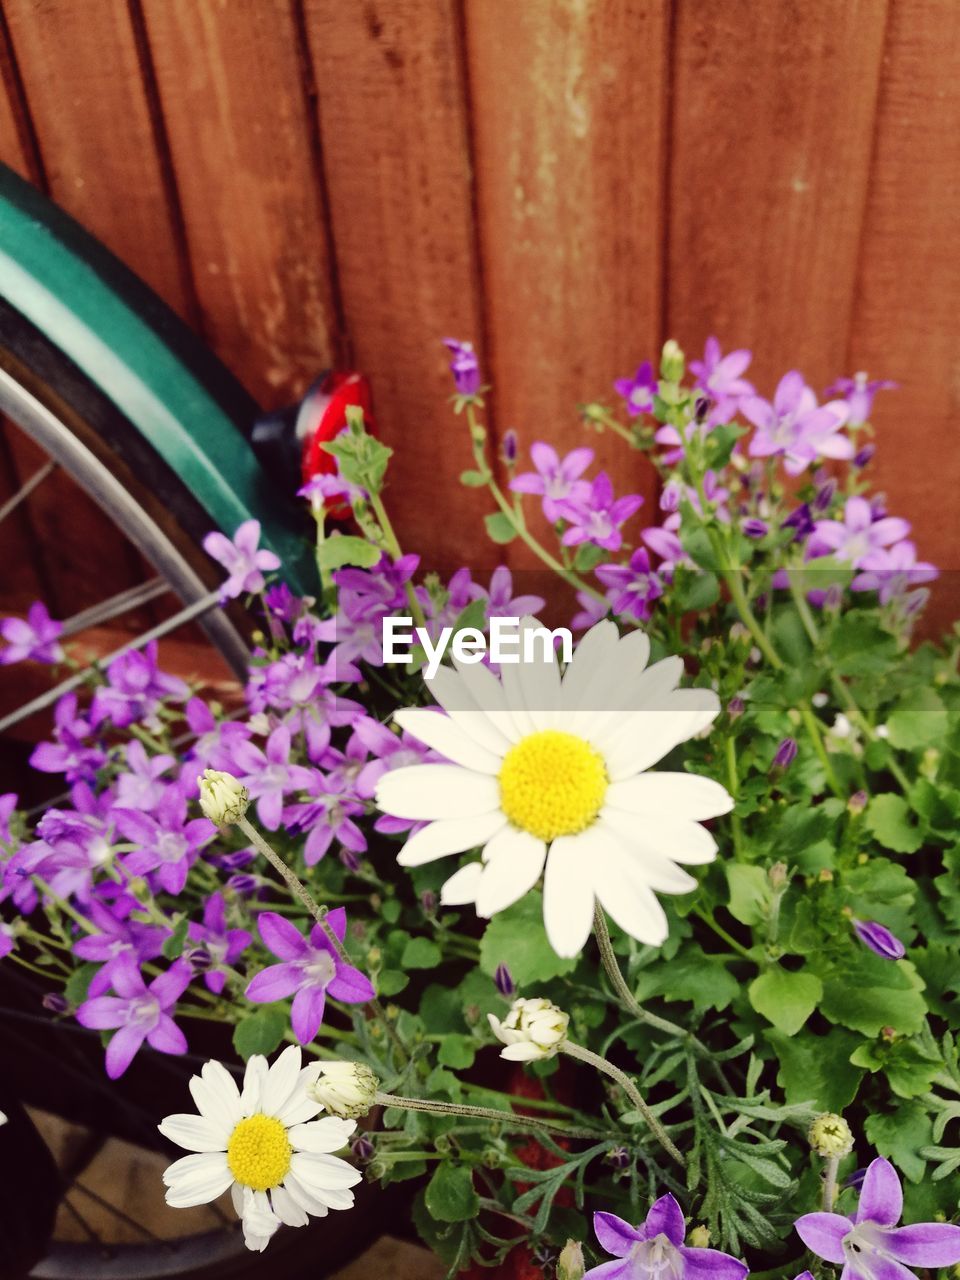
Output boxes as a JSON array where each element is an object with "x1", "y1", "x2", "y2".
[
  {"x1": 479, "y1": 892, "x2": 577, "y2": 985},
  {"x1": 232, "y1": 1007, "x2": 288, "y2": 1060}
]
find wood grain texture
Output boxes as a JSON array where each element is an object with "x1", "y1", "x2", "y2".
[
  {"x1": 140, "y1": 0, "x2": 339, "y2": 407},
  {"x1": 667, "y1": 0, "x2": 889, "y2": 391},
  {"x1": 302, "y1": 0, "x2": 490, "y2": 569},
  {"x1": 0, "y1": 6, "x2": 37, "y2": 180},
  {"x1": 465, "y1": 0, "x2": 665, "y2": 521},
  {"x1": 2, "y1": 0, "x2": 190, "y2": 314},
  {"x1": 848, "y1": 0, "x2": 960, "y2": 623}
]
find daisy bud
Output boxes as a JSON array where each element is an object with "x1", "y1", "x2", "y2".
[
  {"x1": 688, "y1": 1226, "x2": 711, "y2": 1248},
  {"x1": 556, "y1": 1240, "x2": 585, "y2": 1280},
  {"x1": 661, "y1": 339, "x2": 685, "y2": 382},
  {"x1": 494, "y1": 962, "x2": 515, "y2": 998},
  {"x1": 487, "y1": 996, "x2": 569, "y2": 1062},
  {"x1": 808, "y1": 1113, "x2": 854, "y2": 1158},
  {"x1": 197, "y1": 769, "x2": 249, "y2": 826},
  {"x1": 308, "y1": 1061, "x2": 380, "y2": 1119}
]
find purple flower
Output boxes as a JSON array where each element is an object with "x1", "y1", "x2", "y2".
[
  {"x1": 298, "y1": 472, "x2": 367, "y2": 512},
  {"x1": 851, "y1": 540, "x2": 938, "y2": 604},
  {"x1": 442, "y1": 338, "x2": 481, "y2": 396},
  {"x1": 187, "y1": 892, "x2": 252, "y2": 994},
  {"x1": 245, "y1": 909, "x2": 374, "y2": 1044},
  {"x1": 795, "y1": 1156, "x2": 960, "y2": 1279},
  {"x1": 743, "y1": 372, "x2": 852, "y2": 475},
  {"x1": 494, "y1": 963, "x2": 515, "y2": 998},
  {"x1": 500, "y1": 429, "x2": 518, "y2": 464},
  {"x1": 742, "y1": 518, "x2": 768, "y2": 539},
  {"x1": 641, "y1": 526, "x2": 687, "y2": 580},
  {"x1": 182, "y1": 697, "x2": 251, "y2": 773},
  {"x1": 73, "y1": 901, "x2": 169, "y2": 997},
  {"x1": 0, "y1": 793, "x2": 16, "y2": 846},
  {"x1": 571, "y1": 589, "x2": 611, "y2": 632},
  {"x1": 827, "y1": 372, "x2": 897, "y2": 426},
  {"x1": 114, "y1": 740, "x2": 175, "y2": 811},
  {"x1": 230, "y1": 725, "x2": 315, "y2": 830},
  {"x1": 283, "y1": 772, "x2": 367, "y2": 867},
  {"x1": 595, "y1": 548, "x2": 663, "y2": 622},
  {"x1": 0, "y1": 921, "x2": 16, "y2": 959},
  {"x1": 485, "y1": 565, "x2": 546, "y2": 621},
  {"x1": 689, "y1": 337, "x2": 755, "y2": 424},
  {"x1": 116, "y1": 787, "x2": 216, "y2": 895},
  {"x1": 585, "y1": 1195, "x2": 747, "y2": 1280},
  {"x1": 0, "y1": 601, "x2": 64, "y2": 665},
  {"x1": 202, "y1": 519, "x2": 281, "y2": 601},
  {"x1": 510, "y1": 443, "x2": 595, "y2": 523},
  {"x1": 811, "y1": 497, "x2": 910, "y2": 568},
  {"x1": 315, "y1": 554, "x2": 419, "y2": 674},
  {"x1": 772, "y1": 737, "x2": 798, "y2": 770},
  {"x1": 29, "y1": 693, "x2": 105, "y2": 783},
  {"x1": 853, "y1": 918, "x2": 906, "y2": 961},
  {"x1": 90, "y1": 640, "x2": 188, "y2": 730},
  {"x1": 614, "y1": 361, "x2": 658, "y2": 417},
  {"x1": 558, "y1": 473, "x2": 644, "y2": 553},
  {"x1": 782, "y1": 503, "x2": 816, "y2": 543},
  {"x1": 76, "y1": 953, "x2": 192, "y2": 1079}
]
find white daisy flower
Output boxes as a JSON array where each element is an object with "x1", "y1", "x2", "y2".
[
  {"x1": 159, "y1": 1044, "x2": 360, "y2": 1252},
  {"x1": 488, "y1": 997, "x2": 569, "y2": 1061},
  {"x1": 376, "y1": 618, "x2": 732, "y2": 957}
]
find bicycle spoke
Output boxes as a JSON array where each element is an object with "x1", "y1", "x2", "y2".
[
  {"x1": 59, "y1": 578, "x2": 171, "y2": 639},
  {"x1": 0, "y1": 455, "x2": 56, "y2": 527},
  {"x1": 73, "y1": 1181, "x2": 165, "y2": 1244},
  {"x1": 60, "y1": 1193, "x2": 106, "y2": 1249}
]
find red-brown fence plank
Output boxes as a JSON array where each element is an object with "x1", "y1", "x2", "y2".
[
  {"x1": 139, "y1": 0, "x2": 339, "y2": 407},
  {"x1": 465, "y1": 0, "x2": 666, "y2": 523},
  {"x1": 302, "y1": 0, "x2": 489, "y2": 570},
  {"x1": 848, "y1": 0, "x2": 960, "y2": 624},
  {"x1": 667, "y1": 0, "x2": 889, "y2": 392}
]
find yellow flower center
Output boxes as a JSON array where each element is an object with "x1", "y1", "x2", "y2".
[
  {"x1": 226, "y1": 1114, "x2": 292, "y2": 1191},
  {"x1": 499, "y1": 730, "x2": 607, "y2": 841}
]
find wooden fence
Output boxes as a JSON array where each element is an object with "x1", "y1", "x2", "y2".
[{"x1": 0, "y1": 0, "x2": 958, "y2": 619}]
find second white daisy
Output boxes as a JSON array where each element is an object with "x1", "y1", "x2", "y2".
[
  {"x1": 159, "y1": 1044, "x2": 360, "y2": 1252},
  {"x1": 375, "y1": 618, "x2": 732, "y2": 957}
]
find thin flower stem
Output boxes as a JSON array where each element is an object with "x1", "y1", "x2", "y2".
[
  {"x1": 692, "y1": 906, "x2": 752, "y2": 960},
  {"x1": 235, "y1": 814, "x2": 408, "y2": 1064},
  {"x1": 374, "y1": 1091, "x2": 603, "y2": 1141},
  {"x1": 822, "y1": 1154, "x2": 840, "y2": 1211},
  {"x1": 560, "y1": 1040, "x2": 684, "y2": 1167},
  {"x1": 367, "y1": 492, "x2": 427, "y2": 630},
  {"x1": 593, "y1": 906, "x2": 690, "y2": 1040}
]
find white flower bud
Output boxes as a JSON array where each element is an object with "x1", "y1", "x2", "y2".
[
  {"x1": 308, "y1": 1061, "x2": 380, "y2": 1119},
  {"x1": 487, "y1": 997, "x2": 569, "y2": 1062},
  {"x1": 556, "y1": 1240, "x2": 585, "y2": 1280},
  {"x1": 197, "y1": 769, "x2": 249, "y2": 826}
]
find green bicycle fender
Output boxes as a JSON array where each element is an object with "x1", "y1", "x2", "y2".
[{"x1": 0, "y1": 163, "x2": 313, "y2": 593}]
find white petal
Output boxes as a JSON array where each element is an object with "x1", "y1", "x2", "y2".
[
  {"x1": 593, "y1": 846, "x2": 670, "y2": 946},
  {"x1": 392, "y1": 708, "x2": 502, "y2": 773},
  {"x1": 312, "y1": 1184, "x2": 356, "y2": 1211},
  {"x1": 376, "y1": 764, "x2": 500, "y2": 820},
  {"x1": 270, "y1": 1184, "x2": 310, "y2": 1228},
  {"x1": 157, "y1": 1113, "x2": 227, "y2": 1153},
  {"x1": 283, "y1": 1172, "x2": 330, "y2": 1217},
  {"x1": 241, "y1": 1189, "x2": 281, "y2": 1252},
  {"x1": 289, "y1": 1117, "x2": 356, "y2": 1154},
  {"x1": 240, "y1": 1055, "x2": 268, "y2": 1115},
  {"x1": 615, "y1": 627, "x2": 651, "y2": 674},
  {"x1": 439, "y1": 860, "x2": 484, "y2": 905},
  {"x1": 605, "y1": 771, "x2": 733, "y2": 820},
  {"x1": 189, "y1": 1059, "x2": 242, "y2": 1136},
  {"x1": 602, "y1": 689, "x2": 721, "y2": 779},
  {"x1": 542, "y1": 834, "x2": 596, "y2": 957},
  {"x1": 596, "y1": 815, "x2": 699, "y2": 893},
  {"x1": 397, "y1": 811, "x2": 506, "y2": 867},
  {"x1": 500, "y1": 1041, "x2": 546, "y2": 1061},
  {"x1": 290, "y1": 1151, "x2": 363, "y2": 1192},
  {"x1": 604, "y1": 812, "x2": 718, "y2": 865},
  {"x1": 475, "y1": 829, "x2": 547, "y2": 917},
  {"x1": 429, "y1": 663, "x2": 519, "y2": 749},
  {"x1": 561, "y1": 620, "x2": 620, "y2": 705},
  {"x1": 513, "y1": 616, "x2": 563, "y2": 730},
  {"x1": 163, "y1": 1152, "x2": 233, "y2": 1208},
  {"x1": 261, "y1": 1044, "x2": 302, "y2": 1118}
]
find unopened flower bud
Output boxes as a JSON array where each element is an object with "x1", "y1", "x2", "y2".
[
  {"x1": 727, "y1": 696, "x2": 745, "y2": 721},
  {"x1": 351, "y1": 1135, "x2": 375, "y2": 1163},
  {"x1": 185, "y1": 947, "x2": 213, "y2": 971},
  {"x1": 420, "y1": 890, "x2": 437, "y2": 915},
  {"x1": 688, "y1": 1225, "x2": 711, "y2": 1248},
  {"x1": 494, "y1": 962, "x2": 515, "y2": 998},
  {"x1": 42, "y1": 992, "x2": 69, "y2": 1014},
  {"x1": 768, "y1": 862, "x2": 789, "y2": 892},
  {"x1": 772, "y1": 737, "x2": 798, "y2": 771},
  {"x1": 848, "y1": 789, "x2": 868, "y2": 815},
  {"x1": 818, "y1": 868, "x2": 834, "y2": 883},
  {"x1": 661, "y1": 339, "x2": 685, "y2": 382},
  {"x1": 556, "y1": 1240, "x2": 585, "y2": 1280},
  {"x1": 500, "y1": 429, "x2": 518, "y2": 465},
  {"x1": 853, "y1": 443, "x2": 875, "y2": 468},
  {"x1": 742, "y1": 517, "x2": 769, "y2": 539},
  {"x1": 881, "y1": 1025, "x2": 897, "y2": 1042},
  {"x1": 488, "y1": 997, "x2": 569, "y2": 1062},
  {"x1": 197, "y1": 769, "x2": 249, "y2": 825},
  {"x1": 308, "y1": 1061, "x2": 380, "y2": 1119},
  {"x1": 605, "y1": 1146, "x2": 631, "y2": 1170},
  {"x1": 227, "y1": 873, "x2": 258, "y2": 897},
  {"x1": 808, "y1": 1113, "x2": 854, "y2": 1158},
  {"x1": 853, "y1": 918, "x2": 905, "y2": 961},
  {"x1": 339, "y1": 847, "x2": 361, "y2": 872}
]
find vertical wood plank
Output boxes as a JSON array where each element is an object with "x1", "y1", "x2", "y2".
[
  {"x1": 667, "y1": 0, "x2": 888, "y2": 390},
  {"x1": 0, "y1": 7, "x2": 38, "y2": 180},
  {"x1": 302, "y1": 0, "x2": 489, "y2": 569},
  {"x1": 139, "y1": 0, "x2": 339, "y2": 407},
  {"x1": 465, "y1": 0, "x2": 665, "y2": 516},
  {"x1": 848, "y1": 0, "x2": 960, "y2": 623},
  {"x1": 2, "y1": 0, "x2": 191, "y2": 315}
]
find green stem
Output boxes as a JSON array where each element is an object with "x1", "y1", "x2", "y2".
[
  {"x1": 822, "y1": 1154, "x2": 840, "y2": 1211},
  {"x1": 368, "y1": 492, "x2": 427, "y2": 630},
  {"x1": 692, "y1": 906, "x2": 752, "y2": 960},
  {"x1": 593, "y1": 906, "x2": 690, "y2": 1041},
  {"x1": 560, "y1": 1040, "x2": 684, "y2": 1166},
  {"x1": 374, "y1": 1091, "x2": 602, "y2": 1141},
  {"x1": 724, "y1": 736, "x2": 744, "y2": 856},
  {"x1": 235, "y1": 813, "x2": 408, "y2": 1064}
]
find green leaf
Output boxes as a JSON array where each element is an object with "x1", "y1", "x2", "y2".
[
  {"x1": 161, "y1": 916, "x2": 190, "y2": 960},
  {"x1": 831, "y1": 615, "x2": 898, "y2": 677},
  {"x1": 484, "y1": 512, "x2": 517, "y2": 545},
  {"x1": 377, "y1": 968, "x2": 409, "y2": 996},
  {"x1": 820, "y1": 958, "x2": 927, "y2": 1036},
  {"x1": 437, "y1": 1034, "x2": 476, "y2": 1070},
  {"x1": 726, "y1": 864, "x2": 770, "y2": 927},
  {"x1": 316, "y1": 533, "x2": 382, "y2": 572},
  {"x1": 401, "y1": 937, "x2": 442, "y2": 969},
  {"x1": 479, "y1": 892, "x2": 577, "y2": 984},
  {"x1": 233, "y1": 1006, "x2": 288, "y2": 1060},
  {"x1": 648, "y1": 947, "x2": 739, "y2": 1014},
  {"x1": 765, "y1": 1028, "x2": 864, "y2": 1112},
  {"x1": 865, "y1": 1102, "x2": 933, "y2": 1183},
  {"x1": 849, "y1": 1037, "x2": 943, "y2": 1099},
  {"x1": 865, "y1": 794, "x2": 924, "y2": 854},
  {"x1": 460, "y1": 469, "x2": 489, "y2": 488},
  {"x1": 573, "y1": 542, "x2": 606, "y2": 572},
  {"x1": 424, "y1": 1163, "x2": 479, "y2": 1223},
  {"x1": 886, "y1": 688, "x2": 948, "y2": 751},
  {"x1": 322, "y1": 410, "x2": 393, "y2": 494},
  {"x1": 675, "y1": 570, "x2": 720, "y2": 612},
  {"x1": 748, "y1": 968, "x2": 822, "y2": 1035},
  {"x1": 65, "y1": 962, "x2": 100, "y2": 1007}
]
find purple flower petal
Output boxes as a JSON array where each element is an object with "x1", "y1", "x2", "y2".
[
  {"x1": 291, "y1": 984, "x2": 325, "y2": 1044},
  {"x1": 593, "y1": 1212, "x2": 640, "y2": 1258},
  {"x1": 76, "y1": 997, "x2": 128, "y2": 1030},
  {"x1": 794, "y1": 1212, "x2": 852, "y2": 1264},
  {"x1": 326, "y1": 963, "x2": 375, "y2": 1004},
  {"x1": 884, "y1": 1222, "x2": 960, "y2": 1267},
  {"x1": 245, "y1": 961, "x2": 303, "y2": 1003},
  {"x1": 679, "y1": 1246, "x2": 749, "y2": 1280},
  {"x1": 856, "y1": 1157, "x2": 902, "y2": 1227},
  {"x1": 645, "y1": 1194, "x2": 685, "y2": 1247},
  {"x1": 105, "y1": 1023, "x2": 147, "y2": 1079},
  {"x1": 146, "y1": 1013, "x2": 188, "y2": 1056},
  {"x1": 258, "y1": 911, "x2": 309, "y2": 961},
  {"x1": 582, "y1": 1262, "x2": 633, "y2": 1280}
]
